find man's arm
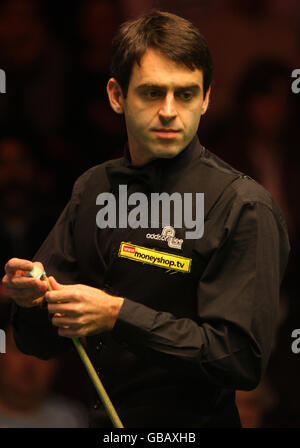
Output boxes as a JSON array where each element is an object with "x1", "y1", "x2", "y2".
[
  {"x1": 5, "y1": 168, "x2": 89, "y2": 359},
  {"x1": 5, "y1": 164, "x2": 108, "y2": 360},
  {"x1": 2, "y1": 257, "x2": 73, "y2": 360}
]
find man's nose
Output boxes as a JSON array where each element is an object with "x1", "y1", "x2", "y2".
[{"x1": 158, "y1": 93, "x2": 177, "y2": 122}]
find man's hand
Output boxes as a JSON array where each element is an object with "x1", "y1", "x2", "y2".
[
  {"x1": 46, "y1": 277, "x2": 124, "y2": 338},
  {"x1": 2, "y1": 258, "x2": 49, "y2": 307}
]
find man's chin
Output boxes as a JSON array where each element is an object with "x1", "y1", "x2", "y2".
[{"x1": 148, "y1": 142, "x2": 185, "y2": 159}]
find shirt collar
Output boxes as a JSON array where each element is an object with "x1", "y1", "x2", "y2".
[{"x1": 106, "y1": 134, "x2": 204, "y2": 193}]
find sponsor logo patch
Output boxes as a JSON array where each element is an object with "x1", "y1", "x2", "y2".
[
  {"x1": 146, "y1": 225, "x2": 183, "y2": 249},
  {"x1": 118, "y1": 242, "x2": 192, "y2": 273}
]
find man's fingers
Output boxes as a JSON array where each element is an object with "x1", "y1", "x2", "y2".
[
  {"x1": 57, "y1": 326, "x2": 84, "y2": 338},
  {"x1": 4, "y1": 258, "x2": 34, "y2": 276},
  {"x1": 45, "y1": 291, "x2": 70, "y2": 303},
  {"x1": 47, "y1": 301, "x2": 81, "y2": 317},
  {"x1": 44, "y1": 285, "x2": 76, "y2": 304},
  {"x1": 57, "y1": 328, "x2": 75, "y2": 338},
  {"x1": 4, "y1": 259, "x2": 45, "y2": 283},
  {"x1": 52, "y1": 315, "x2": 81, "y2": 328},
  {"x1": 48, "y1": 276, "x2": 62, "y2": 291},
  {"x1": 5, "y1": 276, "x2": 48, "y2": 290}
]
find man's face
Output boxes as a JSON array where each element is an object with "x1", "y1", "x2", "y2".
[{"x1": 108, "y1": 48, "x2": 210, "y2": 165}]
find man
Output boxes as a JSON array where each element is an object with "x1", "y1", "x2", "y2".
[{"x1": 2, "y1": 11, "x2": 290, "y2": 427}]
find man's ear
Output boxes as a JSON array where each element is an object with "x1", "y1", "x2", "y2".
[
  {"x1": 106, "y1": 78, "x2": 125, "y2": 114},
  {"x1": 201, "y1": 86, "x2": 211, "y2": 115}
]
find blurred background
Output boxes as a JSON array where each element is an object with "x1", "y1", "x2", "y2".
[{"x1": 0, "y1": 0, "x2": 299, "y2": 428}]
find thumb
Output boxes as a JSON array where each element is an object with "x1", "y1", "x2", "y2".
[{"x1": 47, "y1": 276, "x2": 63, "y2": 291}]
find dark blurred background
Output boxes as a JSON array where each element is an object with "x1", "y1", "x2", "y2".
[{"x1": 0, "y1": 0, "x2": 299, "y2": 428}]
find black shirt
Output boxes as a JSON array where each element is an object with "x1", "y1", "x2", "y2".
[{"x1": 11, "y1": 135, "x2": 290, "y2": 427}]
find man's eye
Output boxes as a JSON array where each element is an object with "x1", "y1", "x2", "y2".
[
  {"x1": 144, "y1": 90, "x2": 162, "y2": 98},
  {"x1": 178, "y1": 91, "x2": 193, "y2": 101}
]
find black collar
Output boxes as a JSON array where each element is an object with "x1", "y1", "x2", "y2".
[{"x1": 106, "y1": 134, "x2": 204, "y2": 193}]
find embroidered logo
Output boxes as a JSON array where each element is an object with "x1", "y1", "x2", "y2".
[
  {"x1": 119, "y1": 242, "x2": 192, "y2": 273},
  {"x1": 146, "y1": 226, "x2": 183, "y2": 249}
]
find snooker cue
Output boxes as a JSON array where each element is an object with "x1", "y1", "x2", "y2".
[{"x1": 31, "y1": 269, "x2": 124, "y2": 428}]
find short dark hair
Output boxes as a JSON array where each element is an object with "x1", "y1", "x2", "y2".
[{"x1": 110, "y1": 10, "x2": 213, "y2": 98}]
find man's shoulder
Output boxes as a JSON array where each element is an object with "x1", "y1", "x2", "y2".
[
  {"x1": 76, "y1": 157, "x2": 123, "y2": 182},
  {"x1": 199, "y1": 146, "x2": 289, "y2": 228},
  {"x1": 201, "y1": 146, "x2": 273, "y2": 207},
  {"x1": 72, "y1": 157, "x2": 123, "y2": 195},
  {"x1": 230, "y1": 175, "x2": 274, "y2": 208},
  {"x1": 200, "y1": 146, "x2": 243, "y2": 178}
]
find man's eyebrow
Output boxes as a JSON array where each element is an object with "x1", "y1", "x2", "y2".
[{"x1": 135, "y1": 83, "x2": 201, "y2": 92}]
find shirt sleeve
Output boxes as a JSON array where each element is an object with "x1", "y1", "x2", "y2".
[{"x1": 112, "y1": 197, "x2": 290, "y2": 390}]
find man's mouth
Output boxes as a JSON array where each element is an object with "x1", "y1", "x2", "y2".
[{"x1": 153, "y1": 129, "x2": 180, "y2": 138}]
